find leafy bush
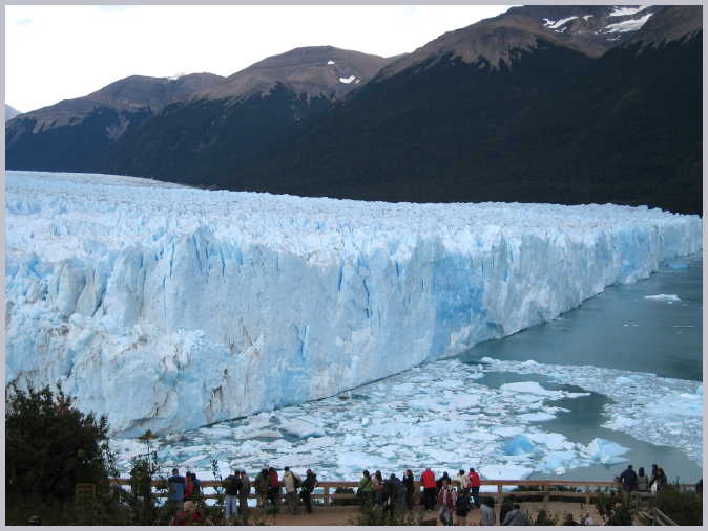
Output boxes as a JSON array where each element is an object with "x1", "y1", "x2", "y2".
[
  {"x1": 351, "y1": 503, "x2": 419, "y2": 525},
  {"x1": 653, "y1": 486, "x2": 702, "y2": 525},
  {"x1": 5, "y1": 383, "x2": 126, "y2": 524},
  {"x1": 594, "y1": 491, "x2": 633, "y2": 526}
]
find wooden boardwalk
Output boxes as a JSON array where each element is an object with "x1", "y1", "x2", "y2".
[{"x1": 111, "y1": 478, "x2": 651, "y2": 525}]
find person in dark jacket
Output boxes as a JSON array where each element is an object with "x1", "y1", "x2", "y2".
[
  {"x1": 436, "y1": 471, "x2": 451, "y2": 493},
  {"x1": 167, "y1": 468, "x2": 186, "y2": 515},
  {"x1": 455, "y1": 487, "x2": 472, "y2": 525},
  {"x1": 402, "y1": 469, "x2": 416, "y2": 509},
  {"x1": 480, "y1": 497, "x2": 496, "y2": 526},
  {"x1": 619, "y1": 465, "x2": 638, "y2": 503},
  {"x1": 238, "y1": 470, "x2": 250, "y2": 518},
  {"x1": 386, "y1": 473, "x2": 405, "y2": 514},
  {"x1": 373, "y1": 470, "x2": 385, "y2": 506},
  {"x1": 254, "y1": 468, "x2": 268, "y2": 508},
  {"x1": 301, "y1": 469, "x2": 317, "y2": 514},
  {"x1": 502, "y1": 503, "x2": 529, "y2": 526},
  {"x1": 222, "y1": 469, "x2": 241, "y2": 521}
]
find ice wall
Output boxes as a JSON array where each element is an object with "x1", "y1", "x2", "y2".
[{"x1": 5, "y1": 171, "x2": 703, "y2": 436}]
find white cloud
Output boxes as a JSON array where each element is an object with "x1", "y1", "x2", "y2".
[{"x1": 5, "y1": 5, "x2": 510, "y2": 112}]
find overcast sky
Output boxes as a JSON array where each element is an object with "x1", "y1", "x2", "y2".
[{"x1": 5, "y1": 4, "x2": 511, "y2": 113}]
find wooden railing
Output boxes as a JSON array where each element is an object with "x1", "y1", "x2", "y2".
[{"x1": 111, "y1": 478, "x2": 638, "y2": 525}]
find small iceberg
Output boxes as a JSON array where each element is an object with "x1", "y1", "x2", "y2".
[{"x1": 644, "y1": 294, "x2": 682, "y2": 303}]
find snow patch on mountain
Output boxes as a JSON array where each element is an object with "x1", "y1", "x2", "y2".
[
  {"x1": 605, "y1": 13, "x2": 653, "y2": 33},
  {"x1": 543, "y1": 16, "x2": 579, "y2": 30},
  {"x1": 609, "y1": 6, "x2": 647, "y2": 18},
  {"x1": 338, "y1": 75, "x2": 357, "y2": 84}
]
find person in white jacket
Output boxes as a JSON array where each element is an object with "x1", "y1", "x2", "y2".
[{"x1": 283, "y1": 467, "x2": 301, "y2": 514}]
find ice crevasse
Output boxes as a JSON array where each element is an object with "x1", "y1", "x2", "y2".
[{"x1": 5, "y1": 171, "x2": 703, "y2": 437}]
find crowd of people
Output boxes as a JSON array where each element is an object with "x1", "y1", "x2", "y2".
[
  {"x1": 165, "y1": 465, "x2": 318, "y2": 524},
  {"x1": 618, "y1": 463, "x2": 669, "y2": 499},
  {"x1": 162, "y1": 462, "x2": 689, "y2": 525}
]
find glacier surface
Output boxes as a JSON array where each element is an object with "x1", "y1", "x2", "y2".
[{"x1": 5, "y1": 171, "x2": 703, "y2": 436}]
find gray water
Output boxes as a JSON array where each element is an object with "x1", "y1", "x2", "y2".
[
  {"x1": 461, "y1": 255, "x2": 702, "y2": 381},
  {"x1": 461, "y1": 255, "x2": 703, "y2": 482}
]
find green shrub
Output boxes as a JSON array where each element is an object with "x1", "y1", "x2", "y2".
[
  {"x1": 653, "y1": 486, "x2": 702, "y2": 525},
  {"x1": 5, "y1": 383, "x2": 126, "y2": 524}
]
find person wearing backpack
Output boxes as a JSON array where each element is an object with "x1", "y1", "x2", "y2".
[
  {"x1": 267, "y1": 467, "x2": 280, "y2": 507},
  {"x1": 283, "y1": 467, "x2": 301, "y2": 514},
  {"x1": 222, "y1": 469, "x2": 241, "y2": 522},
  {"x1": 301, "y1": 469, "x2": 318, "y2": 514},
  {"x1": 357, "y1": 470, "x2": 374, "y2": 506},
  {"x1": 455, "y1": 486, "x2": 472, "y2": 525}
]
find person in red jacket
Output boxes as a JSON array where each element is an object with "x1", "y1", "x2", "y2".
[
  {"x1": 468, "y1": 467, "x2": 481, "y2": 507},
  {"x1": 420, "y1": 467, "x2": 436, "y2": 511},
  {"x1": 268, "y1": 467, "x2": 280, "y2": 507}
]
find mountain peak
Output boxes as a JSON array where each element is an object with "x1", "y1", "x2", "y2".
[
  {"x1": 377, "y1": 5, "x2": 672, "y2": 79},
  {"x1": 199, "y1": 46, "x2": 389, "y2": 101}
]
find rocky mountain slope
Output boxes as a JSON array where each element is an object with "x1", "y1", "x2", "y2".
[{"x1": 6, "y1": 5, "x2": 702, "y2": 213}]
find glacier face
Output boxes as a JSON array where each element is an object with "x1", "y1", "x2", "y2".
[{"x1": 5, "y1": 171, "x2": 703, "y2": 437}]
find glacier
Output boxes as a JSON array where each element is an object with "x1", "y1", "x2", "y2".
[{"x1": 5, "y1": 170, "x2": 703, "y2": 437}]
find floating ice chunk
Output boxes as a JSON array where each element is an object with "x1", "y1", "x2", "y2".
[
  {"x1": 502, "y1": 435, "x2": 536, "y2": 456},
  {"x1": 279, "y1": 418, "x2": 325, "y2": 438},
  {"x1": 540, "y1": 449, "x2": 579, "y2": 474},
  {"x1": 500, "y1": 381, "x2": 561, "y2": 397},
  {"x1": 583, "y1": 438, "x2": 629, "y2": 465},
  {"x1": 479, "y1": 464, "x2": 534, "y2": 481},
  {"x1": 327, "y1": 60, "x2": 335, "y2": 65},
  {"x1": 518, "y1": 412, "x2": 557, "y2": 422},
  {"x1": 644, "y1": 294, "x2": 682, "y2": 303}
]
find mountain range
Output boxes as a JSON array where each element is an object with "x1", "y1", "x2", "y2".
[{"x1": 6, "y1": 5, "x2": 702, "y2": 214}]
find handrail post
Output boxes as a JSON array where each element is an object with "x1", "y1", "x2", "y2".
[
  {"x1": 496, "y1": 484, "x2": 503, "y2": 525},
  {"x1": 324, "y1": 486, "x2": 330, "y2": 505}
]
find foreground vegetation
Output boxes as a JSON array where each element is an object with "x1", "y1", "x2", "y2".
[{"x1": 5, "y1": 384, "x2": 703, "y2": 525}]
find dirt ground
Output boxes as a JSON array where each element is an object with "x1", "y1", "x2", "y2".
[{"x1": 260, "y1": 501, "x2": 604, "y2": 526}]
